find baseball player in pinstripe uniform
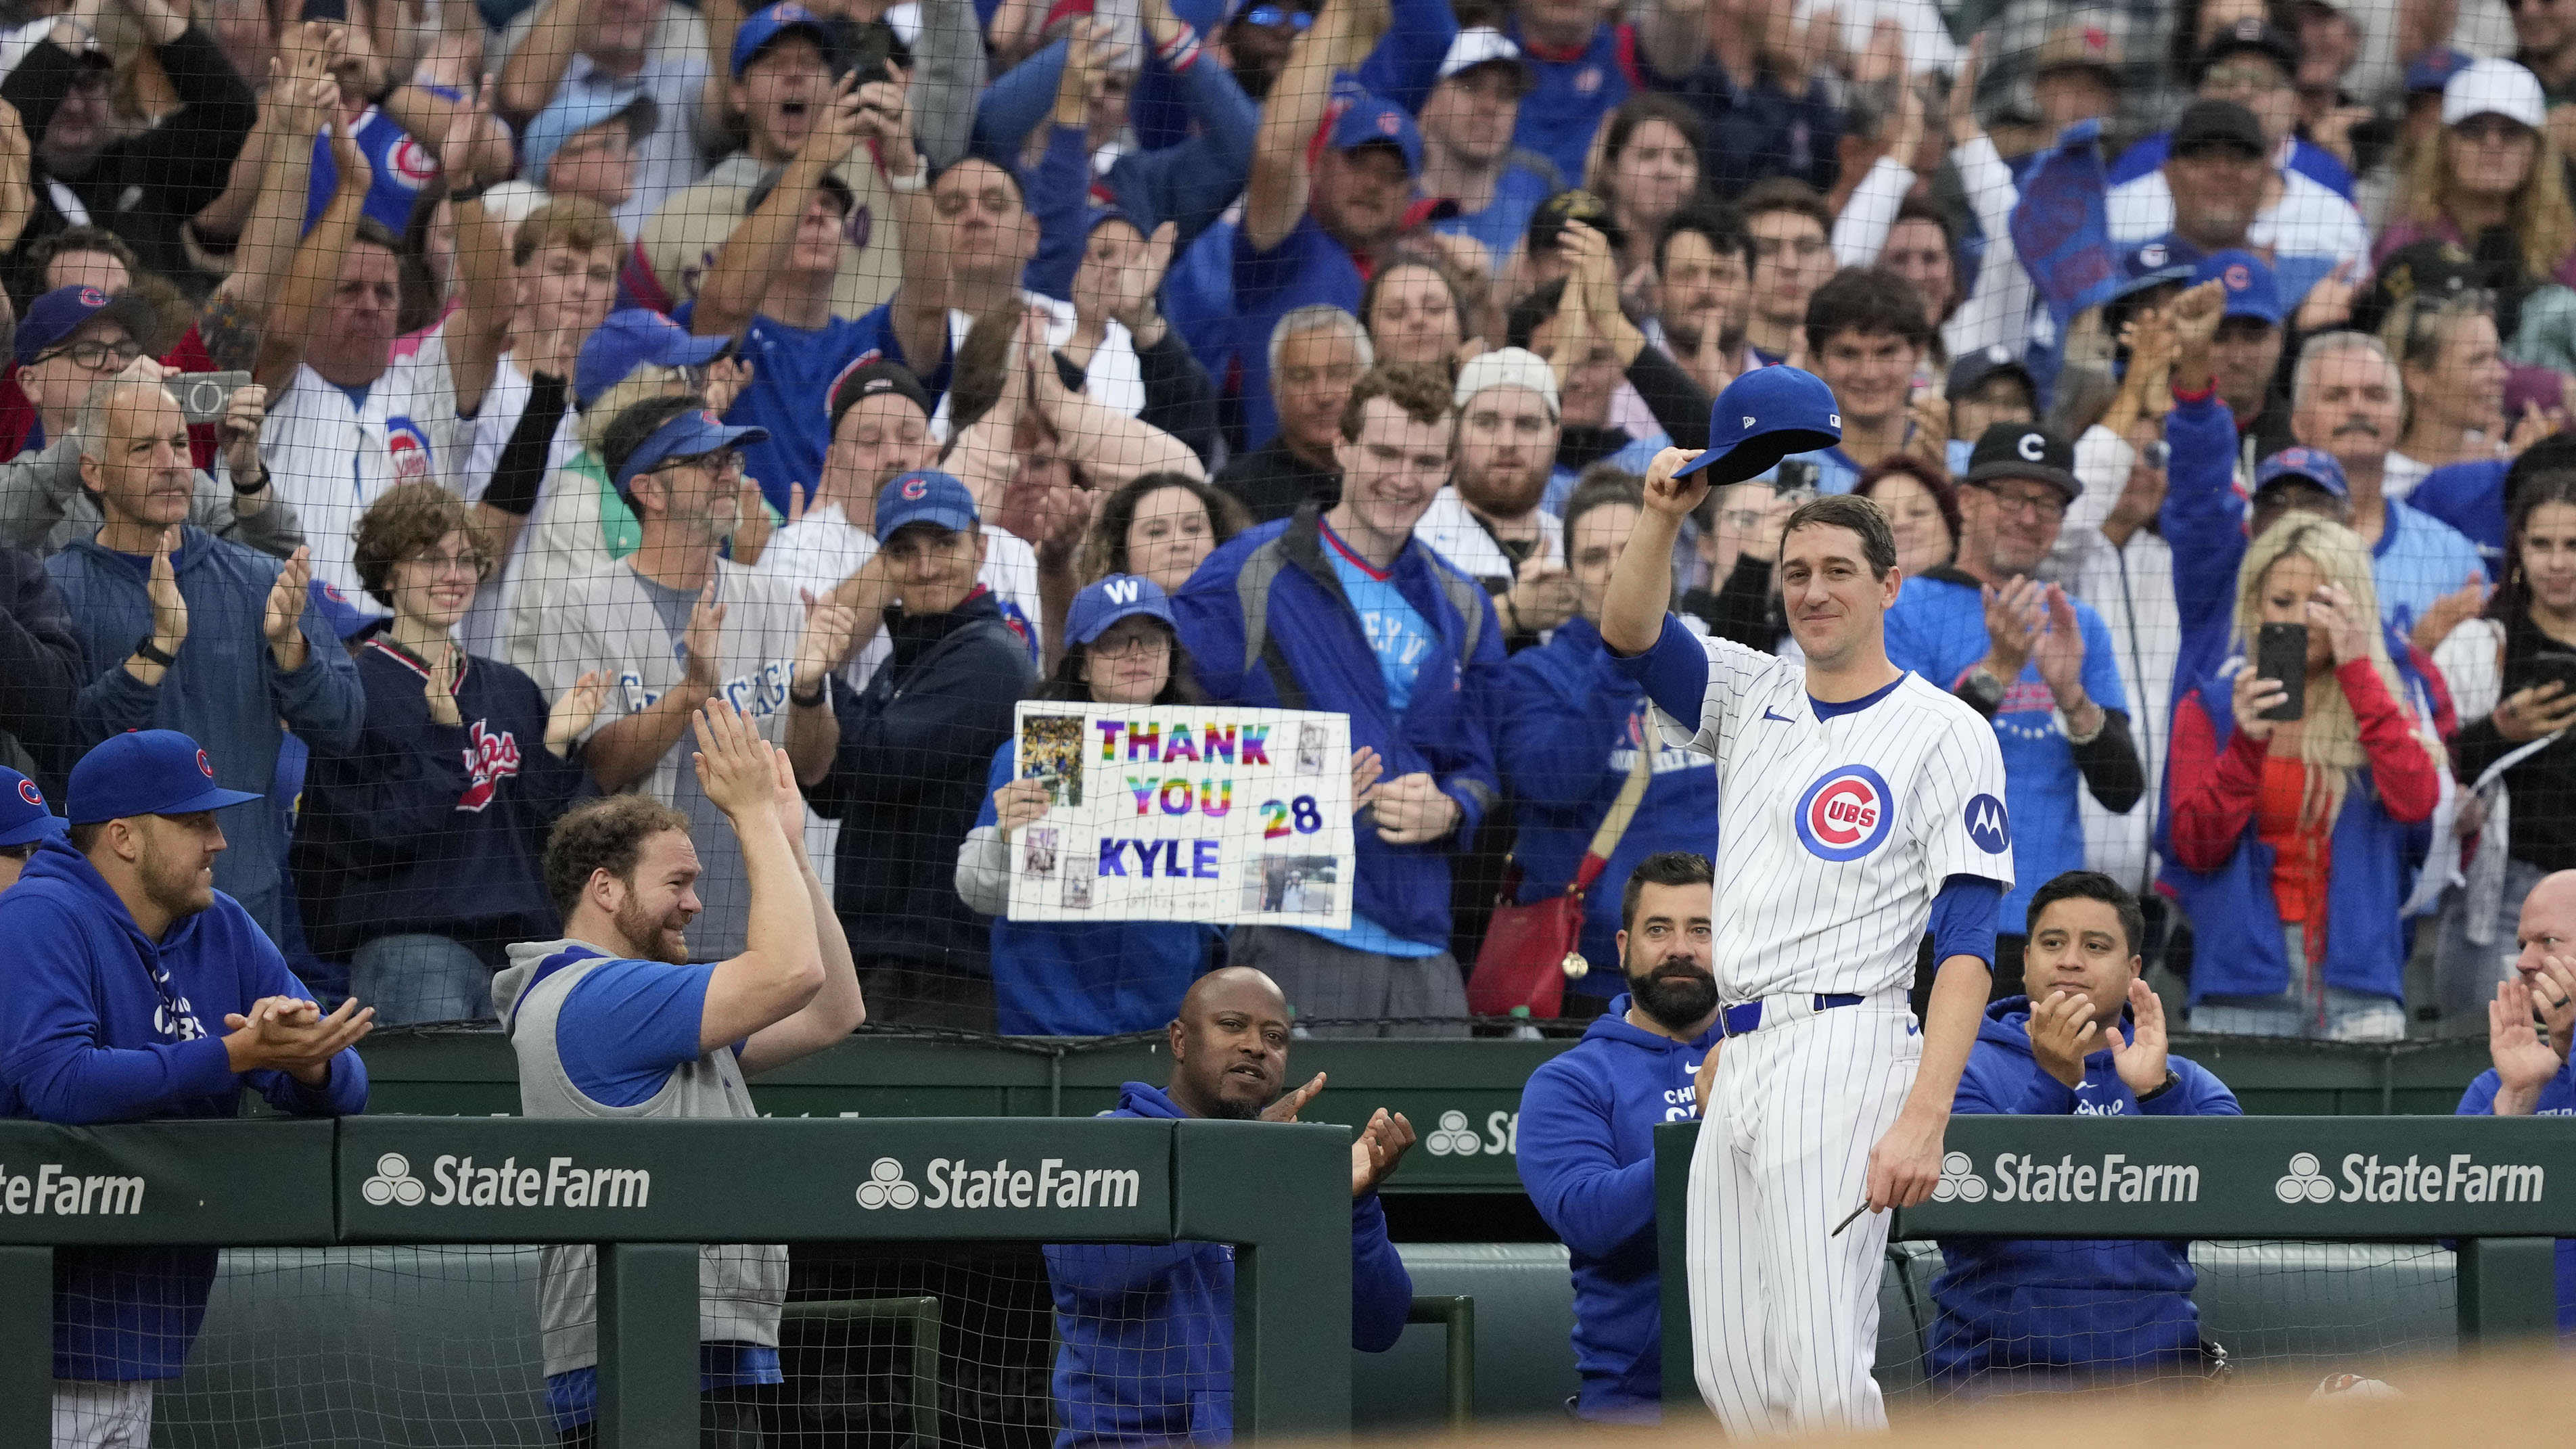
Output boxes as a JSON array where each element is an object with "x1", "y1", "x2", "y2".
[{"x1": 1598, "y1": 367, "x2": 2016, "y2": 1435}]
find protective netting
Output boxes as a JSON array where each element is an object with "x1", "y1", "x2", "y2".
[
  {"x1": 131, "y1": 1241, "x2": 1204, "y2": 1447},
  {"x1": 1876, "y1": 1238, "x2": 2461, "y2": 1405}
]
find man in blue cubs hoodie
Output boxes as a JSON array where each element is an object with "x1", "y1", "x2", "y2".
[
  {"x1": 1517, "y1": 851, "x2": 1720, "y2": 1424},
  {"x1": 2454, "y1": 868, "x2": 2576, "y2": 1333},
  {"x1": 0, "y1": 730, "x2": 371, "y2": 1446},
  {"x1": 1933, "y1": 871, "x2": 2237, "y2": 1396},
  {"x1": 1044, "y1": 967, "x2": 1415, "y2": 1446}
]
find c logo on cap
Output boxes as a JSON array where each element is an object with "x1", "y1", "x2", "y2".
[
  {"x1": 16, "y1": 779, "x2": 40, "y2": 808},
  {"x1": 701, "y1": 411, "x2": 722, "y2": 427},
  {"x1": 901, "y1": 478, "x2": 929, "y2": 500},
  {"x1": 196, "y1": 749, "x2": 214, "y2": 779},
  {"x1": 2139, "y1": 243, "x2": 2167, "y2": 268},
  {"x1": 1378, "y1": 110, "x2": 1400, "y2": 136},
  {"x1": 2225, "y1": 263, "x2": 2252, "y2": 290},
  {"x1": 2017, "y1": 432, "x2": 2046, "y2": 462},
  {"x1": 77, "y1": 287, "x2": 106, "y2": 307}
]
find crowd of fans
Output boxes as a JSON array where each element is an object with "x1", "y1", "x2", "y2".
[{"x1": 1, "y1": 0, "x2": 2575, "y2": 1050}]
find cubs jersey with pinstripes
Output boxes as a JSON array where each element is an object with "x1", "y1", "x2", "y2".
[{"x1": 1655, "y1": 634, "x2": 2015, "y2": 1000}]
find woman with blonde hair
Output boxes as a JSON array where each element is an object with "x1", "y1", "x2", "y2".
[
  {"x1": 2376, "y1": 59, "x2": 2576, "y2": 292},
  {"x1": 2163, "y1": 517, "x2": 2445, "y2": 1040}
]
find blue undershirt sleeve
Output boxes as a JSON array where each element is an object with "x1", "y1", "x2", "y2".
[
  {"x1": 1603, "y1": 613, "x2": 1710, "y2": 733},
  {"x1": 1927, "y1": 874, "x2": 2001, "y2": 970},
  {"x1": 555, "y1": 960, "x2": 718, "y2": 1108}
]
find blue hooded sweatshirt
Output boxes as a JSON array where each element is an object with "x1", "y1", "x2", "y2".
[
  {"x1": 1498, "y1": 618, "x2": 1720, "y2": 975},
  {"x1": 0, "y1": 836, "x2": 369, "y2": 1380},
  {"x1": 2456, "y1": 1059, "x2": 2576, "y2": 1333},
  {"x1": 1173, "y1": 505, "x2": 1504, "y2": 952},
  {"x1": 1042, "y1": 1081, "x2": 1412, "y2": 1446},
  {"x1": 1931, "y1": 996, "x2": 2236, "y2": 1389},
  {"x1": 1515, "y1": 993, "x2": 1718, "y2": 1423}
]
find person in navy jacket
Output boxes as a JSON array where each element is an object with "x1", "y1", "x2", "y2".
[
  {"x1": 1499, "y1": 474, "x2": 1718, "y2": 1001},
  {"x1": 1933, "y1": 871, "x2": 2239, "y2": 1396},
  {"x1": 1176, "y1": 364, "x2": 1506, "y2": 1036},
  {"x1": 2455, "y1": 867, "x2": 2576, "y2": 1333},
  {"x1": 292, "y1": 484, "x2": 605, "y2": 1025},
  {"x1": 0, "y1": 730, "x2": 371, "y2": 1446},
  {"x1": 1043, "y1": 967, "x2": 1415, "y2": 1446},
  {"x1": 1516, "y1": 851, "x2": 1720, "y2": 1424}
]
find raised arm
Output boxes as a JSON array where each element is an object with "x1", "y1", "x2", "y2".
[
  {"x1": 1636, "y1": 0, "x2": 1710, "y2": 81},
  {"x1": 440, "y1": 80, "x2": 518, "y2": 417},
  {"x1": 495, "y1": 0, "x2": 580, "y2": 125},
  {"x1": 739, "y1": 743, "x2": 865, "y2": 1072},
  {"x1": 253, "y1": 116, "x2": 369, "y2": 396},
  {"x1": 691, "y1": 704, "x2": 827, "y2": 1051},
  {"x1": 1602, "y1": 447, "x2": 1701, "y2": 656},
  {"x1": 215, "y1": 30, "x2": 335, "y2": 321},
  {"x1": 1241, "y1": 0, "x2": 1376, "y2": 252},
  {"x1": 689, "y1": 73, "x2": 870, "y2": 339}
]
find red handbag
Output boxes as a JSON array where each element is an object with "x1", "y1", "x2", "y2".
[{"x1": 1466, "y1": 740, "x2": 1655, "y2": 1019}]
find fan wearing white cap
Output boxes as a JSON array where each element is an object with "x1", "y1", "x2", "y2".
[
  {"x1": 2376, "y1": 60, "x2": 2576, "y2": 292},
  {"x1": 1413, "y1": 348, "x2": 1573, "y2": 645},
  {"x1": 1417, "y1": 28, "x2": 1555, "y2": 267}
]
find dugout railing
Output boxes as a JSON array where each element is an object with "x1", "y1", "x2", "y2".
[
  {"x1": 1653, "y1": 1116, "x2": 2571, "y2": 1410},
  {"x1": 0, "y1": 1116, "x2": 1356, "y2": 1449}
]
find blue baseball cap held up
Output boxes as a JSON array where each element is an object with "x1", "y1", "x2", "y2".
[
  {"x1": 0, "y1": 766, "x2": 66, "y2": 847},
  {"x1": 875, "y1": 470, "x2": 980, "y2": 543},
  {"x1": 2254, "y1": 446, "x2": 2350, "y2": 499},
  {"x1": 68, "y1": 731, "x2": 264, "y2": 825},
  {"x1": 1673, "y1": 367, "x2": 1843, "y2": 483},
  {"x1": 1067, "y1": 574, "x2": 1176, "y2": 647},
  {"x1": 2194, "y1": 248, "x2": 2283, "y2": 328},
  {"x1": 612, "y1": 407, "x2": 772, "y2": 499},
  {"x1": 577, "y1": 310, "x2": 732, "y2": 407}
]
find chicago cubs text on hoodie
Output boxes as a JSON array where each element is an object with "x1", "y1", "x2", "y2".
[
  {"x1": 0, "y1": 837, "x2": 368, "y2": 1380},
  {"x1": 1930, "y1": 996, "x2": 2236, "y2": 1389},
  {"x1": 1043, "y1": 1082, "x2": 1412, "y2": 1446},
  {"x1": 1517, "y1": 994, "x2": 1718, "y2": 1423}
]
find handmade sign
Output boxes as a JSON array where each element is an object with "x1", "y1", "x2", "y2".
[{"x1": 1006, "y1": 704, "x2": 1355, "y2": 927}]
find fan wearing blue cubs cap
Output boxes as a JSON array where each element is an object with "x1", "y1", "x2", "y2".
[
  {"x1": 537, "y1": 394, "x2": 855, "y2": 965},
  {"x1": 959, "y1": 573, "x2": 1233, "y2": 1034},
  {"x1": 1599, "y1": 369, "x2": 2014, "y2": 1434},
  {"x1": 0, "y1": 765, "x2": 65, "y2": 891},
  {"x1": 2181, "y1": 250, "x2": 2294, "y2": 457},
  {"x1": 1235, "y1": 0, "x2": 1425, "y2": 451},
  {"x1": 806, "y1": 470, "x2": 1036, "y2": 1030},
  {"x1": 0, "y1": 731, "x2": 371, "y2": 1438}
]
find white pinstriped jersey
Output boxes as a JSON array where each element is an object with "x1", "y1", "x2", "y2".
[{"x1": 1656, "y1": 633, "x2": 2015, "y2": 1000}]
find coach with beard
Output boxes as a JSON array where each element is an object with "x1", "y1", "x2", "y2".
[{"x1": 1514, "y1": 851, "x2": 1721, "y2": 1424}]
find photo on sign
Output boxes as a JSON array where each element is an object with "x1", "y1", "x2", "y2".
[
  {"x1": 1061, "y1": 850, "x2": 1096, "y2": 909},
  {"x1": 1296, "y1": 721, "x2": 1328, "y2": 775},
  {"x1": 1021, "y1": 826, "x2": 1059, "y2": 881},
  {"x1": 1247, "y1": 854, "x2": 1338, "y2": 914},
  {"x1": 1022, "y1": 714, "x2": 1086, "y2": 806}
]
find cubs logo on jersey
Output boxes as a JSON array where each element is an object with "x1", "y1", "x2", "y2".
[
  {"x1": 385, "y1": 417, "x2": 435, "y2": 480},
  {"x1": 457, "y1": 722, "x2": 523, "y2": 812},
  {"x1": 387, "y1": 137, "x2": 439, "y2": 190},
  {"x1": 1794, "y1": 764, "x2": 1893, "y2": 861}
]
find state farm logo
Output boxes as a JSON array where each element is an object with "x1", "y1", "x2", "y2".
[
  {"x1": 2280, "y1": 1151, "x2": 2544, "y2": 1204},
  {"x1": 1931, "y1": 1151, "x2": 1987, "y2": 1202},
  {"x1": 363, "y1": 1152, "x2": 426, "y2": 1206},
  {"x1": 1422, "y1": 1110, "x2": 1517, "y2": 1157},
  {"x1": 855, "y1": 1157, "x2": 919, "y2": 1210},
  {"x1": 910, "y1": 1156, "x2": 1143, "y2": 1209}
]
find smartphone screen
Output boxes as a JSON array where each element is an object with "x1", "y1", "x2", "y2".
[{"x1": 2256, "y1": 623, "x2": 2307, "y2": 722}]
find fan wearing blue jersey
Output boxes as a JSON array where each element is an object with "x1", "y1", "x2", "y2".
[
  {"x1": 2457, "y1": 869, "x2": 2576, "y2": 1333},
  {"x1": 492, "y1": 702, "x2": 865, "y2": 1442},
  {"x1": 1600, "y1": 366, "x2": 2013, "y2": 1435}
]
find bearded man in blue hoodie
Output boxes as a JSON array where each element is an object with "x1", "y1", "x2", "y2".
[
  {"x1": 0, "y1": 729, "x2": 373, "y2": 1447},
  {"x1": 1042, "y1": 966, "x2": 1417, "y2": 1446},
  {"x1": 1931, "y1": 870, "x2": 2239, "y2": 1396},
  {"x1": 1515, "y1": 850, "x2": 1720, "y2": 1423}
]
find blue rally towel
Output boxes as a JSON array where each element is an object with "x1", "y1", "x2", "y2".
[{"x1": 2010, "y1": 119, "x2": 2120, "y2": 328}]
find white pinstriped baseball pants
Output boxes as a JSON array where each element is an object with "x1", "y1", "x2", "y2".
[{"x1": 1686, "y1": 998, "x2": 1918, "y2": 1435}]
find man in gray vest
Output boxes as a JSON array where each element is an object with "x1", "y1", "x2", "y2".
[{"x1": 492, "y1": 701, "x2": 864, "y2": 1446}]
